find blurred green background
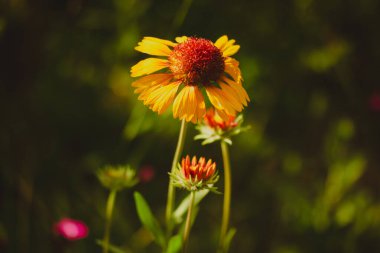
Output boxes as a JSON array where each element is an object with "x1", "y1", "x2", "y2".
[{"x1": 1, "y1": 0, "x2": 380, "y2": 252}]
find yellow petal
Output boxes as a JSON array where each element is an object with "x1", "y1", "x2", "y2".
[
  {"x1": 223, "y1": 45, "x2": 240, "y2": 57},
  {"x1": 144, "y1": 83, "x2": 172, "y2": 105},
  {"x1": 132, "y1": 74, "x2": 172, "y2": 90},
  {"x1": 148, "y1": 81, "x2": 181, "y2": 114},
  {"x1": 219, "y1": 82, "x2": 244, "y2": 111},
  {"x1": 172, "y1": 86, "x2": 201, "y2": 122},
  {"x1": 221, "y1": 76, "x2": 250, "y2": 104},
  {"x1": 194, "y1": 86, "x2": 206, "y2": 121},
  {"x1": 173, "y1": 87, "x2": 186, "y2": 118},
  {"x1": 214, "y1": 35, "x2": 228, "y2": 49},
  {"x1": 214, "y1": 87, "x2": 241, "y2": 112},
  {"x1": 138, "y1": 84, "x2": 162, "y2": 101},
  {"x1": 233, "y1": 82, "x2": 250, "y2": 103},
  {"x1": 175, "y1": 36, "x2": 188, "y2": 43},
  {"x1": 221, "y1": 39, "x2": 236, "y2": 51},
  {"x1": 130, "y1": 58, "x2": 168, "y2": 77},
  {"x1": 143, "y1": 37, "x2": 177, "y2": 47},
  {"x1": 215, "y1": 109, "x2": 230, "y2": 121},
  {"x1": 224, "y1": 57, "x2": 243, "y2": 83},
  {"x1": 135, "y1": 37, "x2": 172, "y2": 56},
  {"x1": 205, "y1": 86, "x2": 235, "y2": 115},
  {"x1": 179, "y1": 86, "x2": 190, "y2": 121},
  {"x1": 215, "y1": 36, "x2": 240, "y2": 57},
  {"x1": 185, "y1": 86, "x2": 196, "y2": 121}
]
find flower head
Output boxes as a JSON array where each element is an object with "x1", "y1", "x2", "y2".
[
  {"x1": 54, "y1": 218, "x2": 89, "y2": 241},
  {"x1": 170, "y1": 155, "x2": 219, "y2": 192},
  {"x1": 97, "y1": 165, "x2": 138, "y2": 191},
  {"x1": 131, "y1": 36, "x2": 250, "y2": 123},
  {"x1": 195, "y1": 108, "x2": 249, "y2": 145}
]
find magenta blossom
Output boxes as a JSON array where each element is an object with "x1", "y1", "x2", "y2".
[
  {"x1": 138, "y1": 165, "x2": 155, "y2": 183},
  {"x1": 54, "y1": 218, "x2": 89, "y2": 240},
  {"x1": 369, "y1": 92, "x2": 380, "y2": 111}
]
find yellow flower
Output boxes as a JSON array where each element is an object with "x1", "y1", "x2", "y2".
[{"x1": 130, "y1": 36, "x2": 250, "y2": 123}]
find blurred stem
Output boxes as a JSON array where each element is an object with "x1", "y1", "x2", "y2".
[
  {"x1": 173, "y1": 0, "x2": 193, "y2": 30},
  {"x1": 166, "y1": 119, "x2": 188, "y2": 238},
  {"x1": 182, "y1": 191, "x2": 195, "y2": 253},
  {"x1": 103, "y1": 189, "x2": 117, "y2": 253},
  {"x1": 219, "y1": 141, "x2": 231, "y2": 252}
]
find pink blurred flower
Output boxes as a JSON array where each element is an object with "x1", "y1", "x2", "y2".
[
  {"x1": 369, "y1": 92, "x2": 380, "y2": 111},
  {"x1": 138, "y1": 165, "x2": 155, "y2": 183},
  {"x1": 54, "y1": 218, "x2": 88, "y2": 240}
]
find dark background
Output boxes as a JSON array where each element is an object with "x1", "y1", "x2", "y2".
[{"x1": 1, "y1": 0, "x2": 380, "y2": 252}]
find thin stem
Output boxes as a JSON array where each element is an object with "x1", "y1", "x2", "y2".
[
  {"x1": 219, "y1": 141, "x2": 232, "y2": 252},
  {"x1": 182, "y1": 191, "x2": 195, "y2": 253},
  {"x1": 166, "y1": 119, "x2": 188, "y2": 237},
  {"x1": 103, "y1": 189, "x2": 117, "y2": 253}
]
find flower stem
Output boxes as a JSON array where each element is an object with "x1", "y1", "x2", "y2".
[
  {"x1": 103, "y1": 189, "x2": 117, "y2": 253},
  {"x1": 166, "y1": 119, "x2": 188, "y2": 237},
  {"x1": 182, "y1": 191, "x2": 195, "y2": 253},
  {"x1": 219, "y1": 141, "x2": 231, "y2": 252}
]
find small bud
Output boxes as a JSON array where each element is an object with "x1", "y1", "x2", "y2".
[
  {"x1": 195, "y1": 108, "x2": 250, "y2": 145},
  {"x1": 97, "y1": 165, "x2": 138, "y2": 191}
]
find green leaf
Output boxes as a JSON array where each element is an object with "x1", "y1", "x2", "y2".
[
  {"x1": 166, "y1": 234, "x2": 182, "y2": 253},
  {"x1": 95, "y1": 240, "x2": 131, "y2": 253},
  {"x1": 223, "y1": 228, "x2": 237, "y2": 252},
  {"x1": 134, "y1": 192, "x2": 166, "y2": 248},
  {"x1": 173, "y1": 189, "x2": 209, "y2": 224}
]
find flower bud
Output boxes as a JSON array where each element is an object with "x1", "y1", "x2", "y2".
[
  {"x1": 97, "y1": 165, "x2": 138, "y2": 191},
  {"x1": 170, "y1": 155, "x2": 219, "y2": 192}
]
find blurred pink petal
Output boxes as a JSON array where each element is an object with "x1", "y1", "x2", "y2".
[
  {"x1": 138, "y1": 165, "x2": 155, "y2": 183},
  {"x1": 369, "y1": 92, "x2": 380, "y2": 111},
  {"x1": 54, "y1": 218, "x2": 88, "y2": 240}
]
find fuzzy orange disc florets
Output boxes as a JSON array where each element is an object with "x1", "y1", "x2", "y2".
[{"x1": 169, "y1": 38, "x2": 225, "y2": 85}]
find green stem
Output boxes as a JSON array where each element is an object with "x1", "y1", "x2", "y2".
[
  {"x1": 219, "y1": 141, "x2": 232, "y2": 252},
  {"x1": 166, "y1": 119, "x2": 188, "y2": 237},
  {"x1": 182, "y1": 191, "x2": 195, "y2": 253},
  {"x1": 103, "y1": 189, "x2": 117, "y2": 253}
]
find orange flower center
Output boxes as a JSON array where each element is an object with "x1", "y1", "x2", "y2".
[{"x1": 169, "y1": 38, "x2": 225, "y2": 85}]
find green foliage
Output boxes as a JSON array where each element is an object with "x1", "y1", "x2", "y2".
[
  {"x1": 222, "y1": 228, "x2": 237, "y2": 253},
  {"x1": 134, "y1": 192, "x2": 166, "y2": 249},
  {"x1": 166, "y1": 235, "x2": 182, "y2": 253},
  {"x1": 172, "y1": 189, "x2": 210, "y2": 224},
  {"x1": 96, "y1": 240, "x2": 131, "y2": 253}
]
